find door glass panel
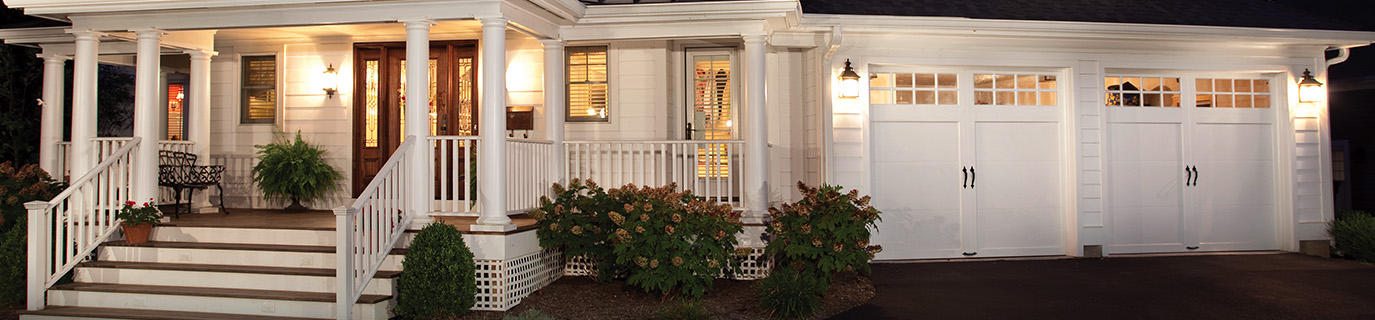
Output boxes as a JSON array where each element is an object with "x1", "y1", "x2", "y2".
[
  {"x1": 690, "y1": 53, "x2": 733, "y2": 178},
  {"x1": 364, "y1": 60, "x2": 380, "y2": 147},
  {"x1": 457, "y1": 57, "x2": 475, "y2": 135},
  {"x1": 399, "y1": 59, "x2": 440, "y2": 141}
]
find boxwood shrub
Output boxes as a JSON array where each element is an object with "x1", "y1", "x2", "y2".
[
  {"x1": 1331, "y1": 210, "x2": 1375, "y2": 263},
  {"x1": 396, "y1": 222, "x2": 476, "y2": 318}
]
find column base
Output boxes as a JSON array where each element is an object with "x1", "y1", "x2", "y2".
[
  {"x1": 409, "y1": 215, "x2": 437, "y2": 229},
  {"x1": 470, "y1": 223, "x2": 518, "y2": 232}
]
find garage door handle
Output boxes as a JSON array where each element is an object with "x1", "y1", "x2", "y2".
[
  {"x1": 1185, "y1": 166, "x2": 1192, "y2": 186},
  {"x1": 1190, "y1": 166, "x2": 1199, "y2": 186},
  {"x1": 962, "y1": 252, "x2": 977, "y2": 256},
  {"x1": 969, "y1": 167, "x2": 975, "y2": 188},
  {"x1": 1186, "y1": 246, "x2": 1199, "y2": 250},
  {"x1": 962, "y1": 167, "x2": 968, "y2": 188}
]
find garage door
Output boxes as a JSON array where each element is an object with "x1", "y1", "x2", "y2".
[
  {"x1": 1106, "y1": 75, "x2": 1278, "y2": 254},
  {"x1": 870, "y1": 69, "x2": 1066, "y2": 260}
]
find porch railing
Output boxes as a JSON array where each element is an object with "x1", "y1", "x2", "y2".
[
  {"x1": 54, "y1": 139, "x2": 196, "y2": 179},
  {"x1": 565, "y1": 140, "x2": 744, "y2": 207},
  {"x1": 333, "y1": 136, "x2": 415, "y2": 320},
  {"x1": 24, "y1": 137, "x2": 140, "y2": 310},
  {"x1": 428, "y1": 136, "x2": 555, "y2": 216}
]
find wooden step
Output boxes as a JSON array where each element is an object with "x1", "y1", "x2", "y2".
[
  {"x1": 21, "y1": 306, "x2": 329, "y2": 320},
  {"x1": 50, "y1": 283, "x2": 391, "y2": 304},
  {"x1": 78, "y1": 261, "x2": 401, "y2": 278},
  {"x1": 103, "y1": 241, "x2": 408, "y2": 255}
]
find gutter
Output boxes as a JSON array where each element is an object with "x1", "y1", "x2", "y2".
[{"x1": 1326, "y1": 47, "x2": 1350, "y2": 67}]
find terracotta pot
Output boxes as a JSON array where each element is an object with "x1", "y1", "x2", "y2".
[{"x1": 122, "y1": 222, "x2": 154, "y2": 244}]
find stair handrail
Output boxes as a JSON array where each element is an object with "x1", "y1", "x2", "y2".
[
  {"x1": 334, "y1": 136, "x2": 416, "y2": 319},
  {"x1": 24, "y1": 137, "x2": 142, "y2": 311}
]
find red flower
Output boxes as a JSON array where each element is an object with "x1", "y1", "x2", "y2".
[{"x1": 125, "y1": 201, "x2": 136, "y2": 206}]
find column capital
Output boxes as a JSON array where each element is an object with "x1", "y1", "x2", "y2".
[
  {"x1": 131, "y1": 28, "x2": 167, "y2": 38},
  {"x1": 65, "y1": 29, "x2": 106, "y2": 40},
  {"x1": 398, "y1": 19, "x2": 436, "y2": 28},
  {"x1": 539, "y1": 39, "x2": 566, "y2": 49},
  {"x1": 742, "y1": 33, "x2": 768, "y2": 44},
  {"x1": 184, "y1": 49, "x2": 219, "y2": 59},
  {"x1": 477, "y1": 16, "x2": 508, "y2": 26},
  {"x1": 36, "y1": 53, "x2": 70, "y2": 62}
]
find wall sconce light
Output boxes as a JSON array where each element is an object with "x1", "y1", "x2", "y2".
[
  {"x1": 838, "y1": 59, "x2": 862, "y2": 99},
  {"x1": 1297, "y1": 68, "x2": 1325, "y2": 104},
  {"x1": 322, "y1": 63, "x2": 339, "y2": 99}
]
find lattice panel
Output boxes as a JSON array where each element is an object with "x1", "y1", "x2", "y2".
[
  {"x1": 471, "y1": 249, "x2": 564, "y2": 311},
  {"x1": 562, "y1": 247, "x2": 770, "y2": 280}
]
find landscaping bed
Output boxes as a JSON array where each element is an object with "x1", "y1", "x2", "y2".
[{"x1": 459, "y1": 271, "x2": 873, "y2": 320}]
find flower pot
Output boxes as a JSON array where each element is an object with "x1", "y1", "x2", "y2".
[{"x1": 122, "y1": 222, "x2": 155, "y2": 244}]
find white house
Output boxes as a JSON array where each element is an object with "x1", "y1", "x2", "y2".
[{"x1": 2, "y1": 0, "x2": 1372, "y2": 319}]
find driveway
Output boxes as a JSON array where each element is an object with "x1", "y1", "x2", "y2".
[{"x1": 831, "y1": 253, "x2": 1375, "y2": 319}]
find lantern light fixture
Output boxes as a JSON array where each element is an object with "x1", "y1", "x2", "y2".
[
  {"x1": 1297, "y1": 68, "x2": 1325, "y2": 104},
  {"x1": 838, "y1": 59, "x2": 861, "y2": 99},
  {"x1": 322, "y1": 63, "x2": 339, "y2": 99}
]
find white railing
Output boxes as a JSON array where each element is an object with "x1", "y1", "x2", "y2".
[
  {"x1": 53, "y1": 139, "x2": 194, "y2": 183},
  {"x1": 508, "y1": 138, "x2": 554, "y2": 213},
  {"x1": 55, "y1": 141, "x2": 69, "y2": 181},
  {"x1": 333, "y1": 136, "x2": 415, "y2": 320},
  {"x1": 565, "y1": 140, "x2": 744, "y2": 207},
  {"x1": 24, "y1": 137, "x2": 141, "y2": 311},
  {"x1": 430, "y1": 136, "x2": 480, "y2": 215}
]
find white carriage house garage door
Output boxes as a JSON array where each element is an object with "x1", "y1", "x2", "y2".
[
  {"x1": 1105, "y1": 73, "x2": 1279, "y2": 254},
  {"x1": 869, "y1": 68, "x2": 1067, "y2": 260}
]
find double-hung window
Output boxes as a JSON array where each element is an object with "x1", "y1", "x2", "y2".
[
  {"x1": 241, "y1": 55, "x2": 278, "y2": 124},
  {"x1": 567, "y1": 46, "x2": 609, "y2": 122}
]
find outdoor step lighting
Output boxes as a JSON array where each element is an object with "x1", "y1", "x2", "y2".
[
  {"x1": 1298, "y1": 68, "x2": 1324, "y2": 104},
  {"x1": 322, "y1": 63, "x2": 339, "y2": 99},
  {"x1": 838, "y1": 59, "x2": 861, "y2": 99}
]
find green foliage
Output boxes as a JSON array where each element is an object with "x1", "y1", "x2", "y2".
[
  {"x1": 755, "y1": 268, "x2": 825, "y2": 319},
  {"x1": 0, "y1": 214, "x2": 25, "y2": 304},
  {"x1": 396, "y1": 222, "x2": 477, "y2": 318},
  {"x1": 503, "y1": 309, "x2": 556, "y2": 320},
  {"x1": 0, "y1": 162, "x2": 64, "y2": 231},
  {"x1": 765, "y1": 182, "x2": 882, "y2": 282},
  {"x1": 250, "y1": 131, "x2": 343, "y2": 206},
  {"x1": 115, "y1": 200, "x2": 161, "y2": 226},
  {"x1": 655, "y1": 299, "x2": 712, "y2": 320},
  {"x1": 531, "y1": 179, "x2": 743, "y2": 299},
  {"x1": 0, "y1": 40, "x2": 43, "y2": 165},
  {"x1": 1331, "y1": 210, "x2": 1375, "y2": 263}
]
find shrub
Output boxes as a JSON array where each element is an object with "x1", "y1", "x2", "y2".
[
  {"x1": 1331, "y1": 211, "x2": 1375, "y2": 263},
  {"x1": 396, "y1": 222, "x2": 476, "y2": 318},
  {"x1": 503, "y1": 309, "x2": 556, "y2": 320},
  {"x1": 765, "y1": 182, "x2": 882, "y2": 282},
  {"x1": 530, "y1": 178, "x2": 617, "y2": 279},
  {"x1": 608, "y1": 183, "x2": 742, "y2": 299},
  {"x1": 755, "y1": 268, "x2": 825, "y2": 319},
  {"x1": 655, "y1": 298, "x2": 712, "y2": 320},
  {"x1": 0, "y1": 162, "x2": 64, "y2": 231},
  {"x1": 0, "y1": 215, "x2": 25, "y2": 304},
  {"x1": 251, "y1": 131, "x2": 343, "y2": 210}
]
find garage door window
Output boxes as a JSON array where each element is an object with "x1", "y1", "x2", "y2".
[
  {"x1": 869, "y1": 72, "x2": 957, "y2": 105},
  {"x1": 1196, "y1": 78, "x2": 1271, "y2": 108},
  {"x1": 974, "y1": 74, "x2": 1057, "y2": 106},
  {"x1": 1105, "y1": 76, "x2": 1181, "y2": 107}
]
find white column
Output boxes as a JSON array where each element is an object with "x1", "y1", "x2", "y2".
[
  {"x1": 38, "y1": 51, "x2": 69, "y2": 177},
  {"x1": 132, "y1": 29, "x2": 165, "y2": 204},
  {"x1": 474, "y1": 16, "x2": 514, "y2": 230},
  {"x1": 541, "y1": 39, "x2": 566, "y2": 183},
  {"x1": 68, "y1": 30, "x2": 102, "y2": 180},
  {"x1": 186, "y1": 49, "x2": 217, "y2": 211},
  {"x1": 403, "y1": 19, "x2": 436, "y2": 227},
  {"x1": 742, "y1": 33, "x2": 769, "y2": 224}
]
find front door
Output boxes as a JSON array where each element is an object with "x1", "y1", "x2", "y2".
[{"x1": 352, "y1": 41, "x2": 478, "y2": 195}]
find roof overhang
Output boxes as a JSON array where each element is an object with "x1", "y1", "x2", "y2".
[{"x1": 561, "y1": 0, "x2": 799, "y2": 41}]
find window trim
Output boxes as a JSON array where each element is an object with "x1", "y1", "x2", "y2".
[
  {"x1": 566, "y1": 45, "x2": 610, "y2": 123},
  {"x1": 240, "y1": 54, "x2": 280, "y2": 125}
]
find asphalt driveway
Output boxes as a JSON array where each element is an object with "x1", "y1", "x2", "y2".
[{"x1": 832, "y1": 253, "x2": 1375, "y2": 319}]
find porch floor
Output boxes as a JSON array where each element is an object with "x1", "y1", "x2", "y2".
[{"x1": 163, "y1": 208, "x2": 537, "y2": 233}]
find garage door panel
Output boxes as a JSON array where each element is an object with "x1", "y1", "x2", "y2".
[
  {"x1": 1109, "y1": 123, "x2": 1183, "y2": 162},
  {"x1": 976, "y1": 207, "x2": 1062, "y2": 251},
  {"x1": 1192, "y1": 124, "x2": 1274, "y2": 162},
  {"x1": 873, "y1": 122, "x2": 960, "y2": 161},
  {"x1": 1197, "y1": 204, "x2": 1275, "y2": 248},
  {"x1": 1109, "y1": 205, "x2": 1185, "y2": 251},
  {"x1": 873, "y1": 121, "x2": 964, "y2": 259},
  {"x1": 1108, "y1": 122, "x2": 1186, "y2": 251}
]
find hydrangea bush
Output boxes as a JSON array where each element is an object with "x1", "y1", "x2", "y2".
[
  {"x1": 765, "y1": 182, "x2": 882, "y2": 281},
  {"x1": 530, "y1": 178, "x2": 618, "y2": 280}
]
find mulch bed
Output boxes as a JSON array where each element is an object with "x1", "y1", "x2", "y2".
[
  {"x1": 0, "y1": 302, "x2": 20, "y2": 320},
  {"x1": 458, "y1": 271, "x2": 873, "y2": 320}
]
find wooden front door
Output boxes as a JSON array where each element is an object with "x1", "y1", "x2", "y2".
[{"x1": 353, "y1": 41, "x2": 478, "y2": 195}]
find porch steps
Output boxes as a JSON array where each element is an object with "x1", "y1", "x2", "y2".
[{"x1": 23, "y1": 224, "x2": 406, "y2": 320}]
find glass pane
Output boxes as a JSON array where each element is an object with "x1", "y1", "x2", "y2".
[
  {"x1": 1196, "y1": 94, "x2": 1213, "y2": 107},
  {"x1": 938, "y1": 90, "x2": 958, "y2": 105},
  {"x1": 456, "y1": 57, "x2": 474, "y2": 135},
  {"x1": 1216, "y1": 94, "x2": 1233, "y2": 108},
  {"x1": 1105, "y1": 77, "x2": 1121, "y2": 90},
  {"x1": 1124, "y1": 93, "x2": 1141, "y2": 106},
  {"x1": 895, "y1": 90, "x2": 914, "y2": 104},
  {"x1": 870, "y1": 90, "x2": 891, "y2": 104},
  {"x1": 975, "y1": 74, "x2": 994, "y2": 88},
  {"x1": 1106, "y1": 93, "x2": 1120, "y2": 106},
  {"x1": 1164, "y1": 94, "x2": 1180, "y2": 107},
  {"x1": 1215, "y1": 80, "x2": 1233, "y2": 92},
  {"x1": 914, "y1": 91, "x2": 936, "y2": 105},
  {"x1": 1196, "y1": 78, "x2": 1213, "y2": 92},
  {"x1": 937, "y1": 74, "x2": 957, "y2": 88},
  {"x1": 871, "y1": 73, "x2": 891, "y2": 88},
  {"x1": 995, "y1": 74, "x2": 1014, "y2": 89},
  {"x1": 976, "y1": 91, "x2": 993, "y2": 105},
  {"x1": 1143, "y1": 78, "x2": 1161, "y2": 91},
  {"x1": 364, "y1": 60, "x2": 379, "y2": 147},
  {"x1": 996, "y1": 91, "x2": 1015, "y2": 105},
  {"x1": 1254, "y1": 79, "x2": 1270, "y2": 93},
  {"x1": 588, "y1": 64, "x2": 607, "y2": 82},
  {"x1": 244, "y1": 57, "x2": 276, "y2": 87},
  {"x1": 1121, "y1": 77, "x2": 1141, "y2": 90},
  {"x1": 1143, "y1": 94, "x2": 1162, "y2": 107},
  {"x1": 1017, "y1": 75, "x2": 1036, "y2": 89},
  {"x1": 1039, "y1": 75, "x2": 1057, "y2": 89},
  {"x1": 914, "y1": 74, "x2": 935, "y2": 88},
  {"x1": 1040, "y1": 91, "x2": 1056, "y2": 106},
  {"x1": 1018, "y1": 92, "x2": 1037, "y2": 105},
  {"x1": 1234, "y1": 79, "x2": 1251, "y2": 93},
  {"x1": 894, "y1": 73, "x2": 914, "y2": 88},
  {"x1": 1235, "y1": 95, "x2": 1252, "y2": 108},
  {"x1": 1253, "y1": 95, "x2": 1270, "y2": 108},
  {"x1": 1163, "y1": 78, "x2": 1180, "y2": 91},
  {"x1": 245, "y1": 88, "x2": 276, "y2": 119}
]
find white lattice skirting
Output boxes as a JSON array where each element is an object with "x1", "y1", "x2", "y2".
[
  {"x1": 472, "y1": 248, "x2": 564, "y2": 311},
  {"x1": 562, "y1": 247, "x2": 772, "y2": 280}
]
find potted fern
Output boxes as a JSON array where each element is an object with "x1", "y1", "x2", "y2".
[
  {"x1": 117, "y1": 199, "x2": 161, "y2": 244},
  {"x1": 251, "y1": 131, "x2": 343, "y2": 212}
]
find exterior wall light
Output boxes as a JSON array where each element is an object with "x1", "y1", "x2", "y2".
[
  {"x1": 1297, "y1": 68, "x2": 1325, "y2": 104},
  {"x1": 322, "y1": 63, "x2": 339, "y2": 99},
  {"x1": 838, "y1": 59, "x2": 861, "y2": 99}
]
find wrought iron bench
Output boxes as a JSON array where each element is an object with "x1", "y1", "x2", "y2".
[{"x1": 158, "y1": 150, "x2": 228, "y2": 218}]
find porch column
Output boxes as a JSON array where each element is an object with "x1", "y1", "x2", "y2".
[
  {"x1": 132, "y1": 29, "x2": 165, "y2": 203},
  {"x1": 541, "y1": 39, "x2": 566, "y2": 183},
  {"x1": 402, "y1": 19, "x2": 436, "y2": 227},
  {"x1": 38, "y1": 51, "x2": 69, "y2": 177},
  {"x1": 742, "y1": 33, "x2": 769, "y2": 224},
  {"x1": 186, "y1": 49, "x2": 217, "y2": 211},
  {"x1": 474, "y1": 16, "x2": 514, "y2": 231},
  {"x1": 68, "y1": 30, "x2": 102, "y2": 180}
]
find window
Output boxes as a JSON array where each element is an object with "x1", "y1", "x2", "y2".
[
  {"x1": 869, "y1": 72, "x2": 958, "y2": 105},
  {"x1": 567, "y1": 46, "x2": 608, "y2": 122},
  {"x1": 1196, "y1": 78, "x2": 1270, "y2": 108},
  {"x1": 1103, "y1": 75, "x2": 1271, "y2": 108},
  {"x1": 974, "y1": 73, "x2": 1057, "y2": 106},
  {"x1": 241, "y1": 55, "x2": 278, "y2": 124},
  {"x1": 167, "y1": 84, "x2": 185, "y2": 140},
  {"x1": 1105, "y1": 76, "x2": 1180, "y2": 107}
]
